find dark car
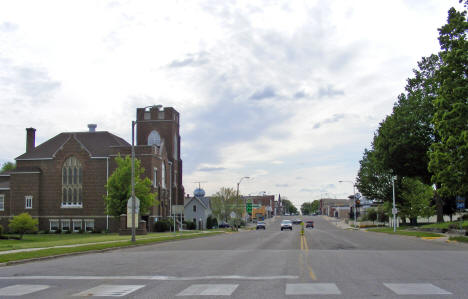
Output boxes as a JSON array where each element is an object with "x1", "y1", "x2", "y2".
[
  {"x1": 256, "y1": 221, "x2": 266, "y2": 230},
  {"x1": 292, "y1": 219, "x2": 302, "y2": 225},
  {"x1": 218, "y1": 222, "x2": 230, "y2": 228},
  {"x1": 306, "y1": 221, "x2": 314, "y2": 228}
]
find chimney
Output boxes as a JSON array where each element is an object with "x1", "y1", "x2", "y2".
[
  {"x1": 26, "y1": 128, "x2": 36, "y2": 153},
  {"x1": 88, "y1": 124, "x2": 97, "y2": 132}
]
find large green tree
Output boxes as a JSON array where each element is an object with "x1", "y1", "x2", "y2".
[
  {"x1": 399, "y1": 177, "x2": 435, "y2": 225},
  {"x1": 104, "y1": 155, "x2": 158, "y2": 217},
  {"x1": 211, "y1": 187, "x2": 243, "y2": 223},
  {"x1": 356, "y1": 148, "x2": 394, "y2": 203},
  {"x1": 301, "y1": 200, "x2": 320, "y2": 215},
  {"x1": 282, "y1": 199, "x2": 298, "y2": 214},
  {"x1": 373, "y1": 54, "x2": 440, "y2": 184},
  {"x1": 429, "y1": 7, "x2": 468, "y2": 198}
]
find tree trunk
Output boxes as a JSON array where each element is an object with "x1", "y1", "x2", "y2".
[
  {"x1": 410, "y1": 217, "x2": 417, "y2": 226},
  {"x1": 435, "y1": 190, "x2": 444, "y2": 223}
]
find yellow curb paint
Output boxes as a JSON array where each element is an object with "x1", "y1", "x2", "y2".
[{"x1": 420, "y1": 237, "x2": 444, "y2": 240}]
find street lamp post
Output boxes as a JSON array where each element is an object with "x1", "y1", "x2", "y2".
[
  {"x1": 339, "y1": 180, "x2": 357, "y2": 229},
  {"x1": 392, "y1": 176, "x2": 397, "y2": 232},
  {"x1": 131, "y1": 121, "x2": 136, "y2": 242},
  {"x1": 236, "y1": 176, "x2": 250, "y2": 224}
]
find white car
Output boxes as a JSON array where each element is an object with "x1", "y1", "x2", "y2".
[{"x1": 280, "y1": 220, "x2": 293, "y2": 231}]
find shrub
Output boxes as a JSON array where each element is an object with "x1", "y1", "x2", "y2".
[
  {"x1": 461, "y1": 214, "x2": 468, "y2": 221},
  {"x1": 154, "y1": 219, "x2": 173, "y2": 232},
  {"x1": 92, "y1": 228, "x2": 101, "y2": 234},
  {"x1": 8, "y1": 213, "x2": 38, "y2": 239},
  {"x1": 183, "y1": 220, "x2": 196, "y2": 230},
  {"x1": 43, "y1": 229, "x2": 50, "y2": 234},
  {"x1": 206, "y1": 215, "x2": 218, "y2": 229},
  {"x1": 55, "y1": 228, "x2": 62, "y2": 234},
  {"x1": 64, "y1": 229, "x2": 72, "y2": 234}
]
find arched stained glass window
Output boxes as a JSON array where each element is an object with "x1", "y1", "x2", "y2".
[
  {"x1": 148, "y1": 130, "x2": 161, "y2": 146},
  {"x1": 62, "y1": 156, "x2": 83, "y2": 207}
]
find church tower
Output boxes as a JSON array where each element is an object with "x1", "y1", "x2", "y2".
[{"x1": 136, "y1": 105, "x2": 184, "y2": 206}]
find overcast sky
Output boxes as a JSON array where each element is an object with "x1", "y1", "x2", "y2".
[{"x1": 0, "y1": 0, "x2": 463, "y2": 208}]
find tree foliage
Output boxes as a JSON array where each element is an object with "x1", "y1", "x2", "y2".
[
  {"x1": 282, "y1": 199, "x2": 298, "y2": 214},
  {"x1": 104, "y1": 155, "x2": 158, "y2": 217},
  {"x1": 211, "y1": 187, "x2": 243, "y2": 222},
  {"x1": 301, "y1": 201, "x2": 320, "y2": 215},
  {"x1": 429, "y1": 7, "x2": 468, "y2": 197},
  {"x1": 399, "y1": 177, "x2": 435, "y2": 224},
  {"x1": 0, "y1": 162, "x2": 16, "y2": 173},
  {"x1": 8, "y1": 213, "x2": 38, "y2": 239}
]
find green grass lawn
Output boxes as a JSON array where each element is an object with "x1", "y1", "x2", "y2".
[
  {"x1": 366, "y1": 227, "x2": 444, "y2": 238},
  {"x1": 0, "y1": 231, "x2": 223, "y2": 263},
  {"x1": 449, "y1": 236, "x2": 468, "y2": 243},
  {"x1": 420, "y1": 220, "x2": 468, "y2": 229},
  {"x1": 0, "y1": 231, "x2": 206, "y2": 252}
]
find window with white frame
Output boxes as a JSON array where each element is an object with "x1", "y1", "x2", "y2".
[
  {"x1": 25, "y1": 195, "x2": 32, "y2": 209},
  {"x1": 61, "y1": 219, "x2": 70, "y2": 231},
  {"x1": 84, "y1": 219, "x2": 94, "y2": 232},
  {"x1": 153, "y1": 168, "x2": 157, "y2": 187},
  {"x1": 161, "y1": 162, "x2": 166, "y2": 189},
  {"x1": 62, "y1": 156, "x2": 83, "y2": 207},
  {"x1": 49, "y1": 219, "x2": 59, "y2": 232},
  {"x1": 0, "y1": 194, "x2": 4, "y2": 211},
  {"x1": 72, "y1": 219, "x2": 82, "y2": 232}
]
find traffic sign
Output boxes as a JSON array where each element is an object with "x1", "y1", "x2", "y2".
[
  {"x1": 456, "y1": 196, "x2": 465, "y2": 210},
  {"x1": 392, "y1": 208, "x2": 398, "y2": 215}
]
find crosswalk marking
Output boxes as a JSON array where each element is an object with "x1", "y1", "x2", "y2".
[
  {"x1": 285, "y1": 283, "x2": 341, "y2": 295},
  {"x1": 0, "y1": 284, "x2": 50, "y2": 296},
  {"x1": 73, "y1": 284, "x2": 145, "y2": 297},
  {"x1": 177, "y1": 284, "x2": 238, "y2": 296},
  {"x1": 384, "y1": 283, "x2": 452, "y2": 295}
]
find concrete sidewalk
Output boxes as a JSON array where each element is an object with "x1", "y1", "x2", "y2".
[
  {"x1": 0, "y1": 231, "x2": 214, "y2": 256},
  {"x1": 321, "y1": 215, "x2": 354, "y2": 229}
]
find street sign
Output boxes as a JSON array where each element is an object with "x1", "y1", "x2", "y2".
[
  {"x1": 246, "y1": 203, "x2": 252, "y2": 214},
  {"x1": 456, "y1": 196, "x2": 465, "y2": 210},
  {"x1": 392, "y1": 208, "x2": 398, "y2": 215},
  {"x1": 126, "y1": 196, "x2": 140, "y2": 228},
  {"x1": 230, "y1": 211, "x2": 236, "y2": 219}
]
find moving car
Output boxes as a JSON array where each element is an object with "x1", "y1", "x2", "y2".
[
  {"x1": 292, "y1": 219, "x2": 302, "y2": 225},
  {"x1": 256, "y1": 221, "x2": 266, "y2": 230},
  {"x1": 280, "y1": 220, "x2": 293, "y2": 231},
  {"x1": 306, "y1": 220, "x2": 314, "y2": 228}
]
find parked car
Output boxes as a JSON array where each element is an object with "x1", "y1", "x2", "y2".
[
  {"x1": 292, "y1": 219, "x2": 302, "y2": 225},
  {"x1": 306, "y1": 221, "x2": 314, "y2": 228},
  {"x1": 256, "y1": 221, "x2": 266, "y2": 230},
  {"x1": 280, "y1": 220, "x2": 293, "y2": 231},
  {"x1": 218, "y1": 222, "x2": 230, "y2": 228}
]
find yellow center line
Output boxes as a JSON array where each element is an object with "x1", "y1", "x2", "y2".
[{"x1": 299, "y1": 233, "x2": 317, "y2": 281}]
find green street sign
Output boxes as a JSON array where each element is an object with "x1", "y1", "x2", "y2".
[{"x1": 246, "y1": 203, "x2": 252, "y2": 214}]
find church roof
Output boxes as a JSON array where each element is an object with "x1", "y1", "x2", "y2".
[{"x1": 16, "y1": 131, "x2": 130, "y2": 160}]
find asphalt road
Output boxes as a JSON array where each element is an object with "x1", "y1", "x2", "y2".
[{"x1": 0, "y1": 216, "x2": 467, "y2": 298}]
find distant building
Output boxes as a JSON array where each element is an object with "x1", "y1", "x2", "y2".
[
  {"x1": 184, "y1": 188, "x2": 211, "y2": 229},
  {"x1": 0, "y1": 105, "x2": 184, "y2": 233},
  {"x1": 320, "y1": 198, "x2": 350, "y2": 218}
]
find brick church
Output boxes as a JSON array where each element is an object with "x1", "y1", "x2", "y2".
[{"x1": 0, "y1": 105, "x2": 184, "y2": 232}]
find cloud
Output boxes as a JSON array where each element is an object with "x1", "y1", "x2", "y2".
[
  {"x1": 300, "y1": 188, "x2": 318, "y2": 193},
  {"x1": 198, "y1": 167, "x2": 226, "y2": 172},
  {"x1": 0, "y1": 22, "x2": 18, "y2": 32},
  {"x1": 249, "y1": 86, "x2": 276, "y2": 100},
  {"x1": 168, "y1": 52, "x2": 209, "y2": 68},
  {"x1": 294, "y1": 90, "x2": 307, "y2": 99},
  {"x1": 313, "y1": 113, "x2": 347, "y2": 129},
  {"x1": 275, "y1": 183, "x2": 289, "y2": 187},
  {"x1": 318, "y1": 84, "x2": 345, "y2": 98},
  {"x1": 0, "y1": 59, "x2": 61, "y2": 103}
]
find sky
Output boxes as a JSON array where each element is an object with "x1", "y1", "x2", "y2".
[{"x1": 0, "y1": 0, "x2": 464, "y2": 209}]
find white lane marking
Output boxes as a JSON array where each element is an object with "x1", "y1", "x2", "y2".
[
  {"x1": 384, "y1": 283, "x2": 452, "y2": 295},
  {"x1": 285, "y1": 283, "x2": 341, "y2": 295},
  {"x1": 0, "y1": 284, "x2": 50, "y2": 296},
  {"x1": 177, "y1": 284, "x2": 238, "y2": 296},
  {"x1": 0, "y1": 275, "x2": 298, "y2": 281},
  {"x1": 73, "y1": 284, "x2": 145, "y2": 297}
]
